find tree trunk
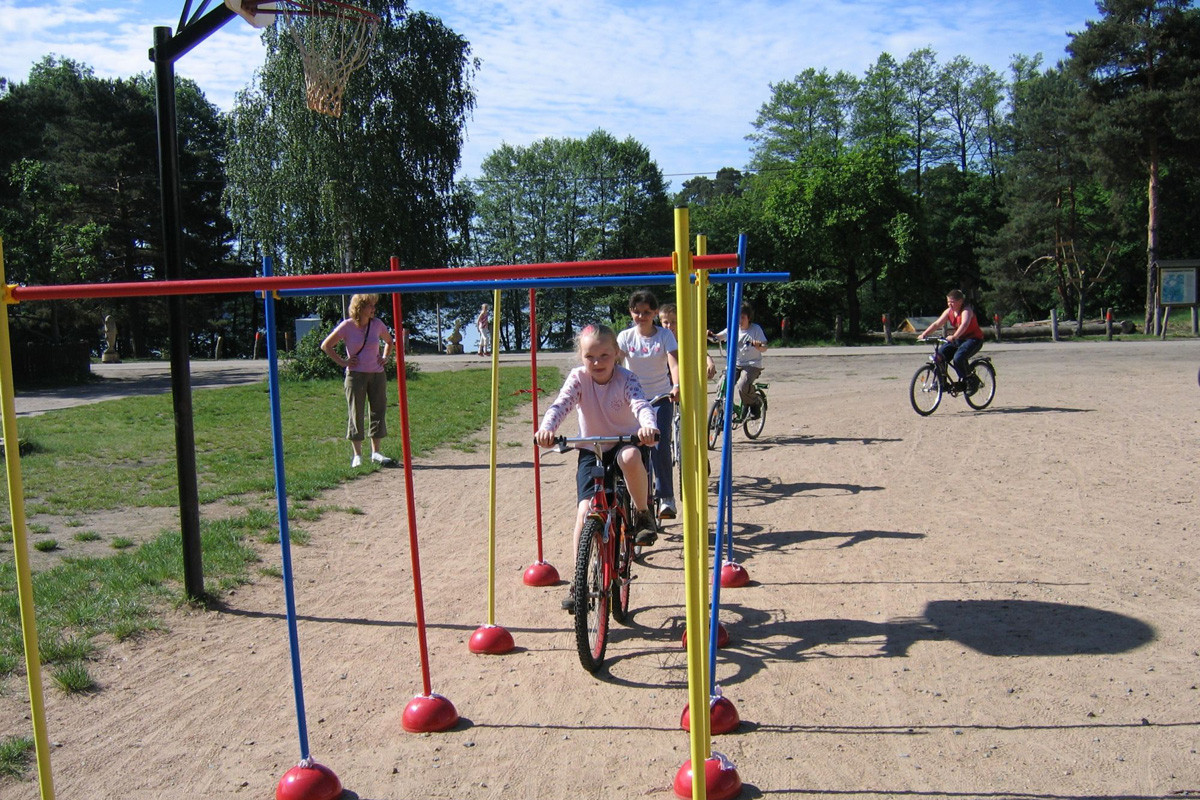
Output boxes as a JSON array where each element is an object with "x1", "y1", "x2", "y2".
[
  {"x1": 1146, "y1": 142, "x2": 1160, "y2": 334},
  {"x1": 1077, "y1": 284, "x2": 1086, "y2": 336}
]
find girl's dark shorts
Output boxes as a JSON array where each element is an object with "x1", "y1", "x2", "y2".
[{"x1": 575, "y1": 444, "x2": 650, "y2": 503}]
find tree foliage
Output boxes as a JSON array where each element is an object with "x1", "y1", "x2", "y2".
[
  {"x1": 466, "y1": 130, "x2": 671, "y2": 350},
  {"x1": 0, "y1": 57, "x2": 234, "y2": 357},
  {"x1": 764, "y1": 146, "x2": 915, "y2": 336},
  {"x1": 1067, "y1": 0, "x2": 1200, "y2": 329},
  {"x1": 225, "y1": 0, "x2": 477, "y2": 290}
]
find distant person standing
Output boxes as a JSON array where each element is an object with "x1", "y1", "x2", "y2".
[
  {"x1": 476, "y1": 302, "x2": 491, "y2": 356},
  {"x1": 321, "y1": 294, "x2": 396, "y2": 468}
]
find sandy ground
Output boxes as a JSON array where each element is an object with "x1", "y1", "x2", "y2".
[{"x1": 3, "y1": 339, "x2": 1200, "y2": 799}]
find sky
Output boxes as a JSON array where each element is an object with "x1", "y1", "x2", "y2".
[{"x1": 1, "y1": 0, "x2": 1103, "y2": 186}]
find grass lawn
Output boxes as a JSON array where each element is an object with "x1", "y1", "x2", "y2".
[{"x1": 0, "y1": 365, "x2": 559, "y2": 775}]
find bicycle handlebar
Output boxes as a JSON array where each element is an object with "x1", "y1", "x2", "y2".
[{"x1": 535, "y1": 392, "x2": 669, "y2": 452}]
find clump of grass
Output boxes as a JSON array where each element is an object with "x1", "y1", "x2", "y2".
[
  {"x1": 0, "y1": 735, "x2": 34, "y2": 779},
  {"x1": 111, "y1": 537, "x2": 135, "y2": 550},
  {"x1": 33, "y1": 539, "x2": 58, "y2": 552},
  {"x1": 40, "y1": 634, "x2": 96, "y2": 664},
  {"x1": 29, "y1": 523, "x2": 50, "y2": 534},
  {"x1": 65, "y1": 519, "x2": 84, "y2": 528},
  {"x1": 258, "y1": 565, "x2": 283, "y2": 579},
  {"x1": 110, "y1": 617, "x2": 163, "y2": 642},
  {"x1": 73, "y1": 531, "x2": 102, "y2": 542},
  {"x1": 50, "y1": 660, "x2": 96, "y2": 693},
  {"x1": 258, "y1": 528, "x2": 310, "y2": 546}
]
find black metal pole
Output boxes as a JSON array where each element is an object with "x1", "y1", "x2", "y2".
[{"x1": 152, "y1": 25, "x2": 205, "y2": 601}]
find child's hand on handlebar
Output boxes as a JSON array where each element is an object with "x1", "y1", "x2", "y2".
[
  {"x1": 637, "y1": 427, "x2": 659, "y2": 446},
  {"x1": 534, "y1": 429, "x2": 556, "y2": 448}
]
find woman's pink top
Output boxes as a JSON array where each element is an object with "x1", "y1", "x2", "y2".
[{"x1": 329, "y1": 317, "x2": 388, "y2": 373}]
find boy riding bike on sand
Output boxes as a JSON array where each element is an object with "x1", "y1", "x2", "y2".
[{"x1": 535, "y1": 324, "x2": 659, "y2": 611}]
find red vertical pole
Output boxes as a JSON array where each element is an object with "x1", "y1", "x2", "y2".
[
  {"x1": 529, "y1": 288, "x2": 545, "y2": 563},
  {"x1": 389, "y1": 256, "x2": 432, "y2": 697}
]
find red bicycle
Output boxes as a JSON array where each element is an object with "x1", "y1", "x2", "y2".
[{"x1": 547, "y1": 433, "x2": 657, "y2": 673}]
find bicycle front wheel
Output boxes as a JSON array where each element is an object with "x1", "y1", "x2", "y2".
[
  {"x1": 743, "y1": 389, "x2": 768, "y2": 439},
  {"x1": 964, "y1": 359, "x2": 996, "y2": 410},
  {"x1": 611, "y1": 511, "x2": 634, "y2": 624},
  {"x1": 707, "y1": 397, "x2": 723, "y2": 450},
  {"x1": 574, "y1": 517, "x2": 609, "y2": 673},
  {"x1": 671, "y1": 408, "x2": 681, "y2": 466},
  {"x1": 909, "y1": 364, "x2": 942, "y2": 415}
]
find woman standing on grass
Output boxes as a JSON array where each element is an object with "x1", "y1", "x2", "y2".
[{"x1": 321, "y1": 294, "x2": 396, "y2": 468}]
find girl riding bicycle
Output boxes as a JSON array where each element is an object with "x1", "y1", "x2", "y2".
[{"x1": 535, "y1": 324, "x2": 659, "y2": 611}]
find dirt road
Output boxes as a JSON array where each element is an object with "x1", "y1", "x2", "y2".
[{"x1": 3, "y1": 338, "x2": 1200, "y2": 800}]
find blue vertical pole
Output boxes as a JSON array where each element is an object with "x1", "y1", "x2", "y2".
[
  {"x1": 708, "y1": 234, "x2": 747, "y2": 689},
  {"x1": 724, "y1": 236, "x2": 747, "y2": 563},
  {"x1": 261, "y1": 256, "x2": 311, "y2": 762}
]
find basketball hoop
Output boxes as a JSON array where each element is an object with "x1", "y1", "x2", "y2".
[{"x1": 225, "y1": 0, "x2": 381, "y2": 118}]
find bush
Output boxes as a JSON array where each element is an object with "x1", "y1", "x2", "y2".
[
  {"x1": 282, "y1": 326, "x2": 342, "y2": 381},
  {"x1": 281, "y1": 326, "x2": 420, "y2": 382}
]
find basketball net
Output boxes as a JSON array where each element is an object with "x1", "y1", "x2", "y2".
[{"x1": 227, "y1": 0, "x2": 381, "y2": 118}]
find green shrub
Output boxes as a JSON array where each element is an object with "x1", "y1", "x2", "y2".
[
  {"x1": 282, "y1": 326, "x2": 342, "y2": 381},
  {"x1": 282, "y1": 326, "x2": 420, "y2": 382}
]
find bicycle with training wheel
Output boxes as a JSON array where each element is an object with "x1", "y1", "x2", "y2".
[
  {"x1": 909, "y1": 337, "x2": 996, "y2": 416},
  {"x1": 545, "y1": 431, "x2": 659, "y2": 673},
  {"x1": 706, "y1": 340, "x2": 768, "y2": 449}
]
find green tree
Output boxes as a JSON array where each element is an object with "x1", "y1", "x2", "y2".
[
  {"x1": 764, "y1": 146, "x2": 915, "y2": 335},
  {"x1": 468, "y1": 130, "x2": 670, "y2": 349},
  {"x1": 748, "y1": 68, "x2": 859, "y2": 169},
  {"x1": 899, "y1": 47, "x2": 945, "y2": 196},
  {"x1": 0, "y1": 58, "x2": 234, "y2": 356},
  {"x1": 852, "y1": 53, "x2": 911, "y2": 167},
  {"x1": 1067, "y1": 0, "x2": 1200, "y2": 331},
  {"x1": 675, "y1": 167, "x2": 746, "y2": 207}
]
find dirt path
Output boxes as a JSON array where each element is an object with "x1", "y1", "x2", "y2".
[{"x1": 3, "y1": 340, "x2": 1199, "y2": 799}]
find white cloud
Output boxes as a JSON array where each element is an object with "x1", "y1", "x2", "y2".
[{"x1": 2, "y1": 0, "x2": 1099, "y2": 184}]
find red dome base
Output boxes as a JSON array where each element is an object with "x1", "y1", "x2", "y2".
[
  {"x1": 720, "y1": 561, "x2": 750, "y2": 588},
  {"x1": 402, "y1": 693, "x2": 459, "y2": 733},
  {"x1": 469, "y1": 623, "x2": 515, "y2": 654},
  {"x1": 276, "y1": 761, "x2": 341, "y2": 800},
  {"x1": 681, "y1": 695, "x2": 741, "y2": 734},
  {"x1": 681, "y1": 622, "x2": 729, "y2": 649},
  {"x1": 523, "y1": 560, "x2": 560, "y2": 586},
  {"x1": 673, "y1": 753, "x2": 742, "y2": 800}
]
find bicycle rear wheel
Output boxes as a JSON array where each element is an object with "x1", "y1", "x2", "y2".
[
  {"x1": 707, "y1": 396, "x2": 723, "y2": 450},
  {"x1": 964, "y1": 359, "x2": 996, "y2": 410},
  {"x1": 743, "y1": 388, "x2": 767, "y2": 439},
  {"x1": 910, "y1": 364, "x2": 942, "y2": 415},
  {"x1": 574, "y1": 517, "x2": 609, "y2": 673}
]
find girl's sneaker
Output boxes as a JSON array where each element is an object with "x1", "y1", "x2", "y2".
[{"x1": 633, "y1": 510, "x2": 657, "y2": 546}]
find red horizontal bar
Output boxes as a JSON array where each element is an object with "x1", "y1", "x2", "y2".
[{"x1": 8, "y1": 254, "x2": 739, "y2": 302}]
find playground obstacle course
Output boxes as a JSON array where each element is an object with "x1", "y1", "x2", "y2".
[{"x1": 1, "y1": 213, "x2": 791, "y2": 799}]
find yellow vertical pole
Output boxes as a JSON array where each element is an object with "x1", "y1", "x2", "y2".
[
  {"x1": 486, "y1": 289, "x2": 502, "y2": 625},
  {"x1": 0, "y1": 239, "x2": 56, "y2": 800},
  {"x1": 694, "y1": 234, "x2": 712, "y2": 749},
  {"x1": 674, "y1": 208, "x2": 710, "y2": 800}
]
